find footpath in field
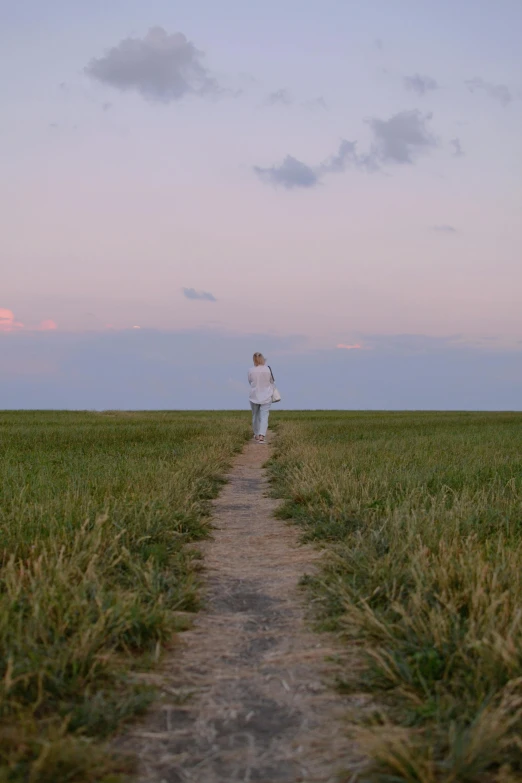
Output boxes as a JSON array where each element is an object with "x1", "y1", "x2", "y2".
[{"x1": 124, "y1": 437, "x2": 361, "y2": 783}]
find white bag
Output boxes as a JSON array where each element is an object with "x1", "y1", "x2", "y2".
[{"x1": 268, "y1": 366, "x2": 281, "y2": 403}]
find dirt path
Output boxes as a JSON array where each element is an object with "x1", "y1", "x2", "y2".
[{"x1": 124, "y1": 438, "x2": 360, "y2": 783}]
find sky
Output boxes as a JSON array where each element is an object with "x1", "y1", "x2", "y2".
[{"x1": 1, "y1": 0, "x2": 521, "y2": 409}]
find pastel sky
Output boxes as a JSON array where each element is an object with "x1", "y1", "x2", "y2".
[{"x1": 1, "y1": 1, "x2": 521, "y2": 409}]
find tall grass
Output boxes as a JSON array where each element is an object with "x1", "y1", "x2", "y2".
[
  {"x1": 0, "y1": 411, "x2": 249, "y2": 782},
  {"x1": 269, "y1": 412, "x2": 522, "y2": 782}
]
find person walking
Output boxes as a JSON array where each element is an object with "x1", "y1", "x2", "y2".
[{"x1": 248, "y1": 352, "x2": 274, "y2": 444}]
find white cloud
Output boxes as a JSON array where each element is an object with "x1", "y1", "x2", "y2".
[
  {"x1": 254, "y1": 156, "x2": 319, "y2": 189},
  {"x1": 266, "y1": 88, "x2": 292, "y2": 106},
  {"x1": 85, "y1": 27, "x2": 219, "y2": 102},
  {"x1": 403, "y1": 74, "x2": 439, "y2": 96},
  {"x1": 465, "y1": 77, "x2": 512, "y2": 107},
  {"x1": 183, "y1": 288, "x2": 217, "y2": 302},
  {"x1": 367, "y1": 110, "x2": 437, "y2": 164}
]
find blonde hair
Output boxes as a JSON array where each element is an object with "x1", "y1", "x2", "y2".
[{"x1": 253, "y1": 352, "x2": 265, "y2": 366}]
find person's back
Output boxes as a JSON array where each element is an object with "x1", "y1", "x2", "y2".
[
  {"x1": 248, "y1": 352, "x2": 274, "y2": 443},
  {"x1": 248, "y1": 363, "x2": 273, "y2": 405}
]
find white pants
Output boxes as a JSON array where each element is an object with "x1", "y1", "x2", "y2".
[{"x1": 250, "y1": 402, "x2": 271, "y2": 437}]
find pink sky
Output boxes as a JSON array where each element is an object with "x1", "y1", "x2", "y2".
[
  {"x1": 1, "y1": 1, "x2": 521, "y2": 358},
  {"x1": 0, "y1": 309, "x2": 57, "y2": 333}
]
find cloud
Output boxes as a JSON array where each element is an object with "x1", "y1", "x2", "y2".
[
  {"x1": 0, "y1": 308, "x2": 24, "y2": 332},
  {"x1": 39, "y1": 319, "x2": 58, "y2": 331},
  {"x1": 465, "y1": 77, "x2": 512, "y2": 107},
  {"x1": 403, "y1": 74, "x2": 439, "y2": 96},
  {"x1": 85, "y1": 27, "x2": 219, "y2": 102},
  {"x1": 254, "y1": 155, "x2": 319, "y2": 189},
  {"x1": 254, "y1": 139, "x2": 376, "y2": 189},
  {"x1": 432, "y1": 224, "x2": 457, "y2": 233},
  {"x1": 337, "y1": 343, "x2": 363, "y2": 350},
  {"x1": 302, "y1": 96, "x2": 327, "y2": 110},
  {"x1": 320, "y1": 140, "x2": 358, "y2": 173},
  {"x1": 266, "y1": 91, "x2": 328, "y2": 110},
  {"x1": 182, "y1": 287, "x2": 217, "y2": 302},
  {"x1": 450, "y1": 137, "x2": 464, "y2": 157},
  {"x1": 1, "y1": 309, "x2": 60, "y2": 333},
  {"x1": 266, "y1": 88, "x2": 292, "y2": 106},
  {"x1": 320, "y1": 139, "x2": 377, "y2": 174},
  {"x1": 367, "y1": 110, "x2": 437, "y2": 164},
  {"x1": 374, "y1": 38, "x2": 384, "y2": 51},
  {"x1": 255, "y1": 110, "x2": 437, "y2": 189}
]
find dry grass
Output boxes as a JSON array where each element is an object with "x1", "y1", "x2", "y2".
[
  {"x1": 121, "y1": 440, "x2": 361, "y2": 782},
  {"x1": 0, "y1": 411, "x2": 249, "y2": 782},
  {"x1": 268, "y1": 411, "x2": 522, "y2": 782}
]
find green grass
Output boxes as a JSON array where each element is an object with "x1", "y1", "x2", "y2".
[
  {"x1": 4, "y1": 409, "x2": 521, "y2": 781},
  {"x1": 0, "y1": 411, "x2": 250, "y2": 782},
  {"x1": 268, "y1": 411, "x2": 522, "y2": 783}
]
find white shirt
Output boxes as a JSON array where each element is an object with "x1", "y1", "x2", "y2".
[{"x1": 248, "y1": 365, "x2": 274, "y2": 404}]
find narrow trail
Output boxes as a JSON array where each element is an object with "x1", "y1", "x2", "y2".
[{"x1": 124, "y1": 437, "x2": 361, "y2": 783}]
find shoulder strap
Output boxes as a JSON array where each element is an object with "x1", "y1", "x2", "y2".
[{"x1": 268, "y1": 365, "x2": 275, "y2": 382}]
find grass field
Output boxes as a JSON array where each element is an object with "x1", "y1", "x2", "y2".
[
  {"x1": 2, "y1": 411, "x2": 521, "y2": 782},
  {"x1": 0, "y1": 411, "x2": 249, "y2": 782},
  {"x1": 269, "y1": 412, "x2": 522, "y2": 782}
]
